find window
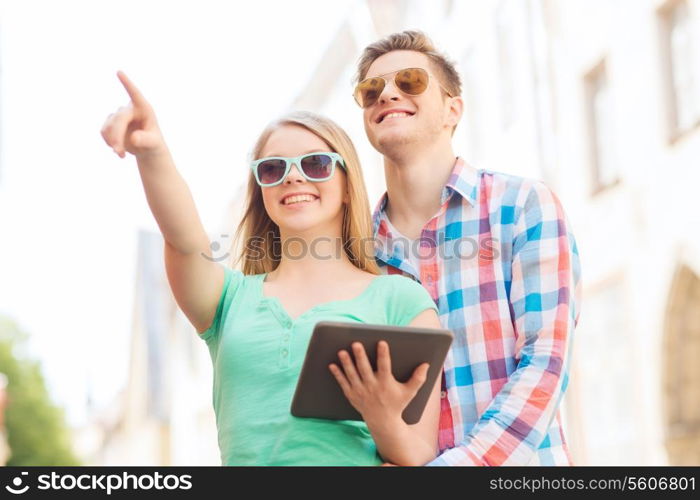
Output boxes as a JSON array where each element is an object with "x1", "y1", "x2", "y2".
[
  {"x1": 585, "y1": 60, "x2": 619, "y2": 194},
  {"x1": 659, "y1": 0, "x2": 700, "y2": 140}
]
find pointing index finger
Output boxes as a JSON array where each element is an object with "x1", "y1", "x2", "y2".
[{"x1": 116, "y1": 70, "x2": 148, "y2": 108}]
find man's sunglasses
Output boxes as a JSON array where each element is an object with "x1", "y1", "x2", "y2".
[
  {"x1": 250, "y1": 152, "x2": 346, "y2": 187},
  {"x1": 353, "y1": 67, "x2": 453, "y2": 108}
]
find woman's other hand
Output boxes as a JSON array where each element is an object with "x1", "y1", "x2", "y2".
[{"x1": 329, "y1": 340, "x2": 429, "y2": 429}]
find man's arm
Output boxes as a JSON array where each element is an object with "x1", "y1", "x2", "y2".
[{"x1": 427, "y1": 182, "x2": 582, "y2": 466}]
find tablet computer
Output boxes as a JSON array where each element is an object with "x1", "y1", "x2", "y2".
[{"x1": 290, "y1": 321, "x2": 453, "y2": 425}]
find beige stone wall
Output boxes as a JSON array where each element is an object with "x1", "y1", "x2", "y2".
[{"x1": 663, "y1": 265, "x2": 700, "y2": 465}]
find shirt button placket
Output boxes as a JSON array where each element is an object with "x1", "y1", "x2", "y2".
[
  {"x1": 279, "y1": 322, "x2": 293, "y2": 369},
  {"x1": 418, "y1": 234, "x2": 439, "y2": 300}
]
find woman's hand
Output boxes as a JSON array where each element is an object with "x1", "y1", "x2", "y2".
[
  {"x1": 100, "y1": 71, "x2": 167, "y2": 159},
  {"x1": 329, "y1": 341, "x2": 429, "y2": 429}
]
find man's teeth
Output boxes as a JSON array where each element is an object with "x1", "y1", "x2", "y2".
[
  {"x1": 283, "y1": 194, "x2": 317, "y2": 205},
  {"x1": 383, "y1": 112, "x2": 410, "y2": 121}
]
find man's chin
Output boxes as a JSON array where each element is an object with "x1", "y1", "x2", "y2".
[{"x1": 372, "y1": 130, "x2": 416, "y2": 153}]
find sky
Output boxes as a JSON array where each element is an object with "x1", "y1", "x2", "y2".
[{"x1": 0, "y1": 0, "x2": 355, "y2": 425}]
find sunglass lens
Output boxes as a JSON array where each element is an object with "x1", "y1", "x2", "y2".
[
  {"x1": 357, "y1": 77, "x2": 385, "y2": 108},
  {"x1": 300, "y1": 154, "x2": 333, "y2": 179},
  {"x1": 257, "y1": 159, "x2": 287, "y2": 185},
  {"x1": 395, "y1": 68, "x2": 428, "y2": 95}
]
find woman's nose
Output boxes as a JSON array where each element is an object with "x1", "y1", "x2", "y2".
[{"x1": 284, "y1": 163, "x2": 305, "y2": 184}]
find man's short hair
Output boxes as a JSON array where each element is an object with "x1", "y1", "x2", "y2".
[{"x1": 355, "y1": 30, "x2": 462, "y2": 98}]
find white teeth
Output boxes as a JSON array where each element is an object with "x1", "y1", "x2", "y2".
[
  {"x1": 382, "y1": 112, "x2": 410, "y2": 122},
  {"x1": 283, "y1": 194, "x2": 317, "y2": 205}
]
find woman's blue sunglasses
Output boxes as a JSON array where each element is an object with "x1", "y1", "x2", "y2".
[{"x1": 250, "y1": 152, "x2": 345, "y2": 187}]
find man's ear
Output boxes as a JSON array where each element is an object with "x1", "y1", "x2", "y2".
[{"x1": 446, "y1": 95, "x2": 464, "y2": 129}]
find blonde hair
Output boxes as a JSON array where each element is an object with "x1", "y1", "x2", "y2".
[
  {"x1": 231, "y1": 111, "x2": 380, "y2": 276},
  {"x1": 355, "y1": 30, "x2": 461, "y2": 98}
]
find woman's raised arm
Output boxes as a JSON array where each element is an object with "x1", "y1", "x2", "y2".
[{"x1": 101, "y1": 71, "x2": 225, "y2": 334}]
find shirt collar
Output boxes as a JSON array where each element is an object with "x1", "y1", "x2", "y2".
[
  {"x1": 443, "y1": 157, "x2": 479, "y2": 207},
  {"x1": 371, "y1": 157, "x2": 479, "y2": 238}
]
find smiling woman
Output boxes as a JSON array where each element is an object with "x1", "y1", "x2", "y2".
[{"x1": 201, "y1": 111, "x2": 445, "y2": 466}]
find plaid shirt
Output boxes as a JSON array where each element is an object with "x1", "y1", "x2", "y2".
[{"x1": 372, "y1": 157, "x2": 582, "y2": 466}]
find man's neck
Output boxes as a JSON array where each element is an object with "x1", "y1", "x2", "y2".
[{"x1": 382, "y1": 139, "x2": 457, "y2": 235}]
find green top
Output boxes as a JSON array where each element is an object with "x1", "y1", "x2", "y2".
[{"x1": 199, "y1": 267, "x2": 439, "y2": 466}]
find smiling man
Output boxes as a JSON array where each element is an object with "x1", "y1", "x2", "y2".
[{"x1": 354, "y1": 31, "x2": 582, "y2": 466}]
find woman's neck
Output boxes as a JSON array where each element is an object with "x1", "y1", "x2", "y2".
[{"x1": 267, "y1": 226, "x2": 360, "y2": 283}]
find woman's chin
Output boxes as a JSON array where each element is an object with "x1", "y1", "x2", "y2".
[
  {"x1": 271, "y1": 205, "x2": 344, "y2": 238},
  {"x1": 276, "y1": 217, "x2": 321, "y2": 235}
]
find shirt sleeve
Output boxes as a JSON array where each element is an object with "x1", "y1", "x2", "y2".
[
  {"x1": 198, "y1": 266, "x2": 244, "y2": 344},
  {"x1": 427, "y1": 181, "x2": 582, "y2": 466},
  {"x1": 387, "y1": 275, "x2": 439, "y2": 326}
]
